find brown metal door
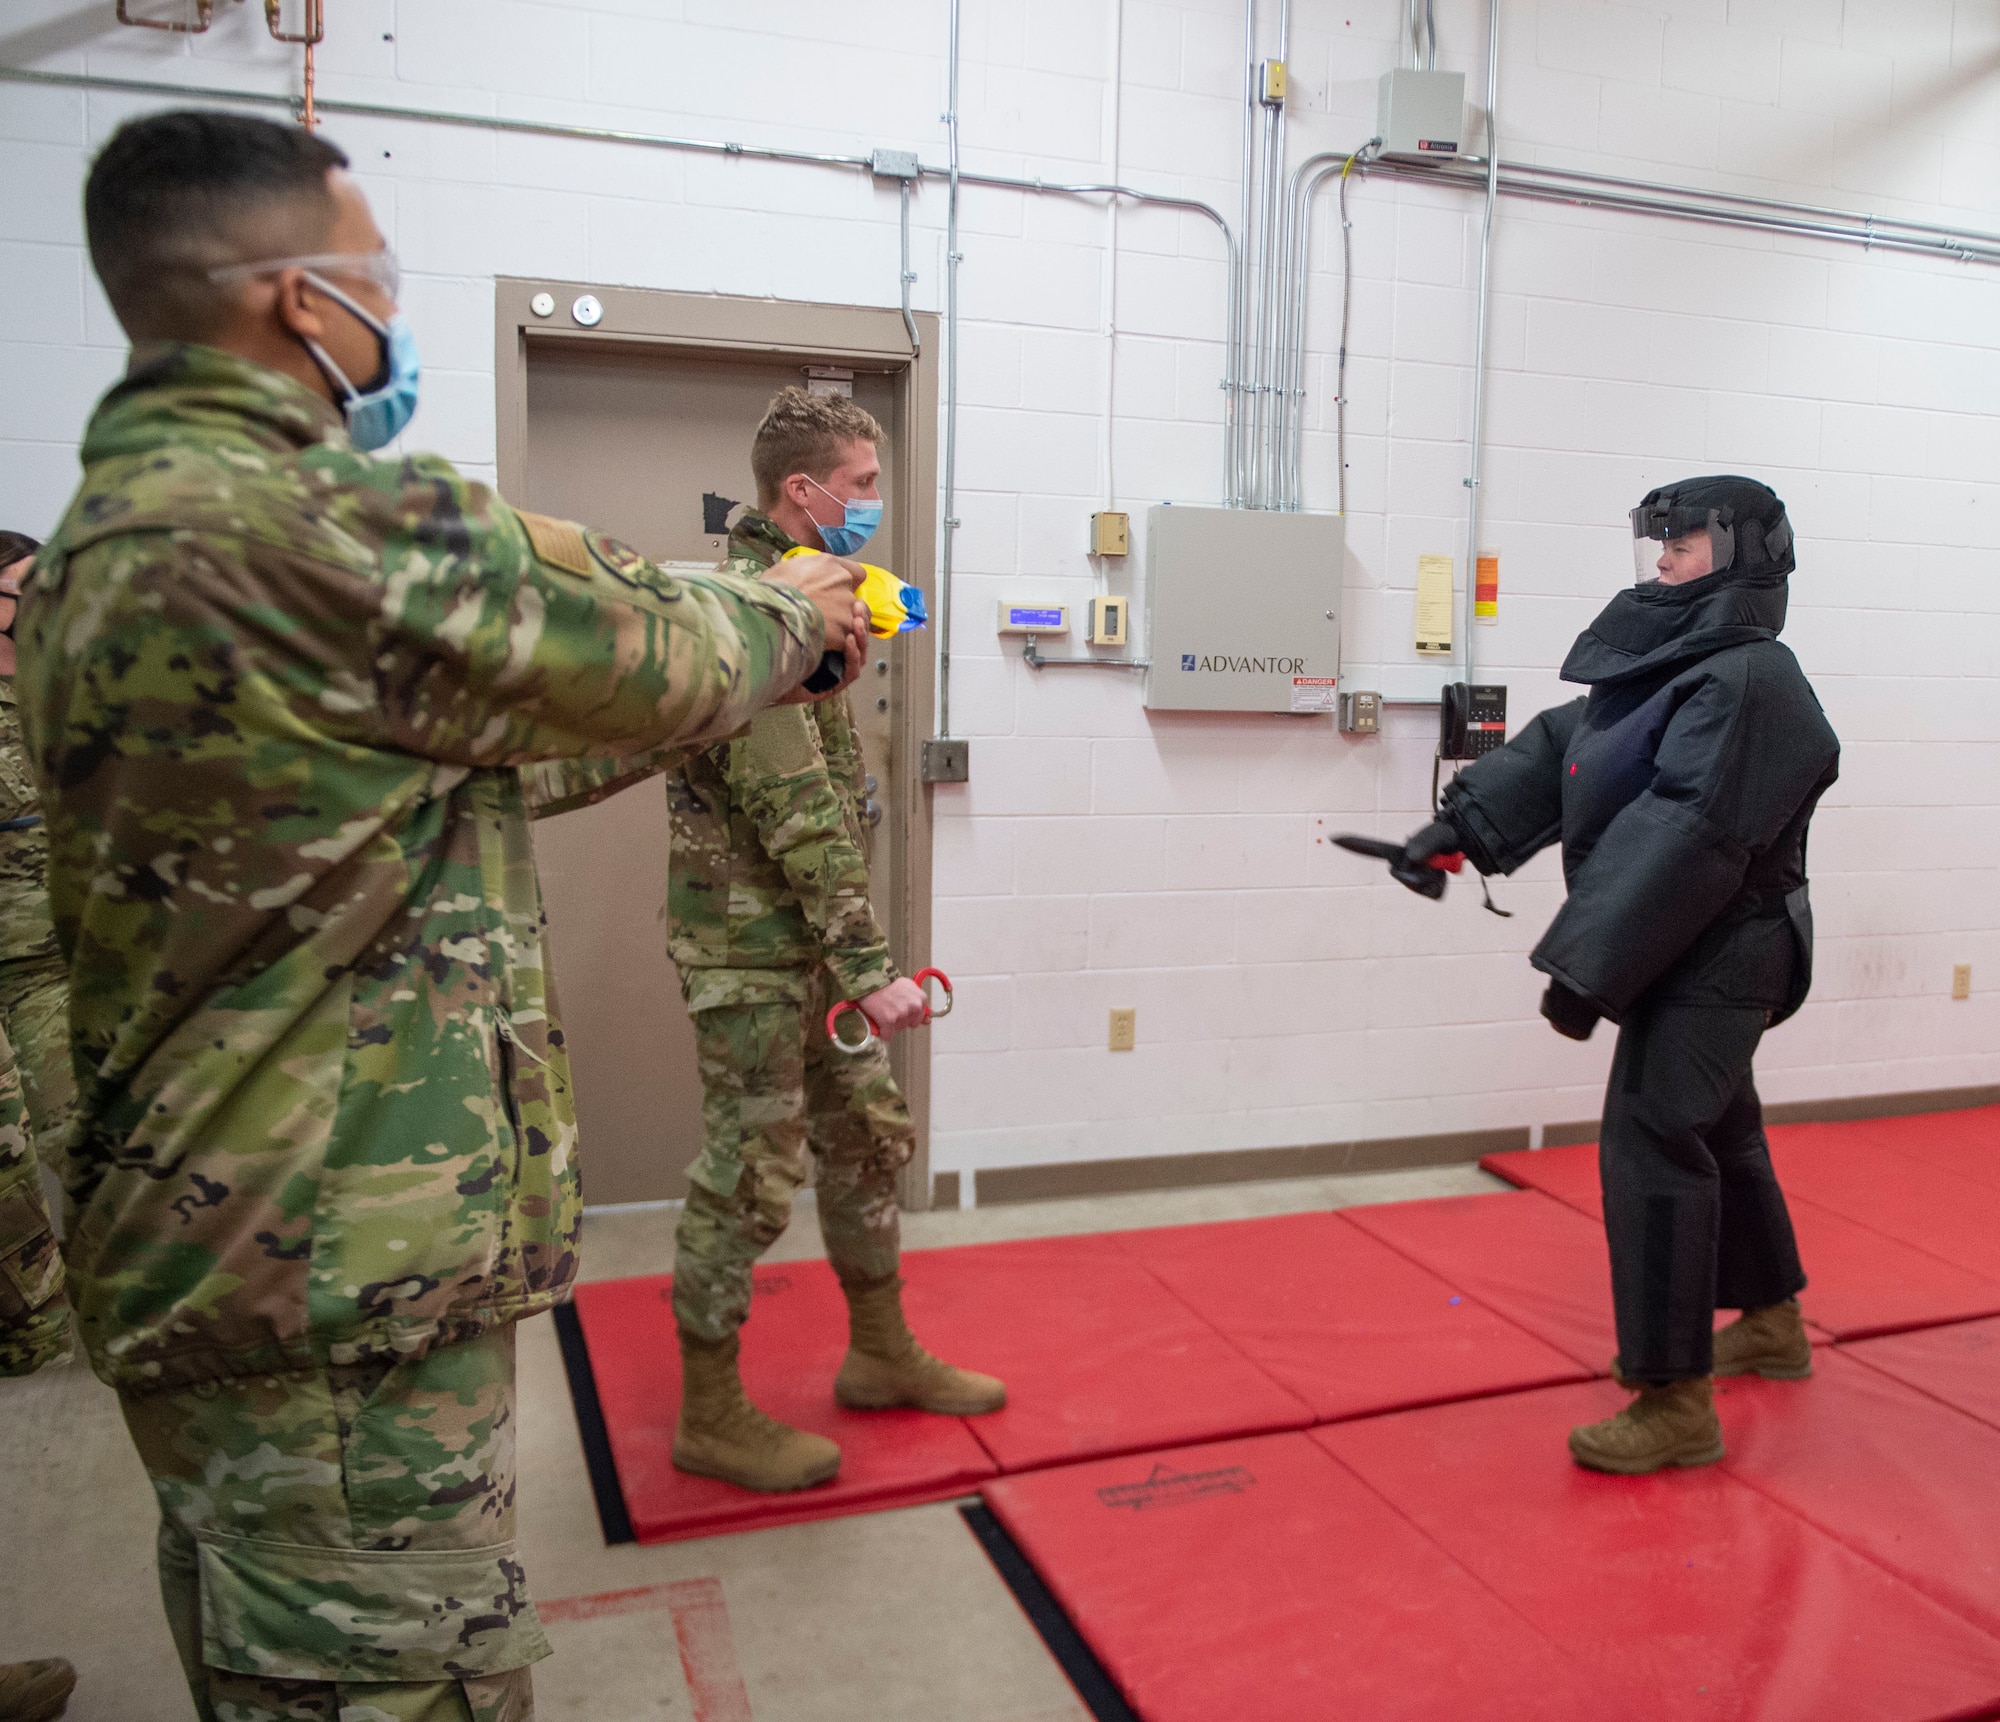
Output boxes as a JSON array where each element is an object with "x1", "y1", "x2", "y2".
[{"x1": 521, "y1": 346, "x2": 908, "y2": 1206}]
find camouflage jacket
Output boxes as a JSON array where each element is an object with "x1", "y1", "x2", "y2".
[
  {"x1": 0, "y1": 683, "x2": 57, "y2": 970},
  {"x1": 667, "y1": 511, "x2": 895, "y2": 1009},
  {"x1": 14, "y1": 345, "x2": 822, "y2": 1393}
]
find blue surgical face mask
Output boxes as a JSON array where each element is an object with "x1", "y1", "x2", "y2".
[
  {"x1": 299, "y1": 271, "x2": 421, "y2": 452},
  {"x1": 803, "y1": 474, "x2": 883, "y2": 558}
]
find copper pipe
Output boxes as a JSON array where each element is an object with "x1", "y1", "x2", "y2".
[
  {"x1": 264, "y1": 0, "x2": 325, "y2": 131},
  {"x1": 116, "y1": 0, "x2": 218, "y2": 31}
]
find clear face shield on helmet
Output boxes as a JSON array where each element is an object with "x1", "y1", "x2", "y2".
[{"x1": 1630, "y1": 500, "x2": 1735, "y2": 585}]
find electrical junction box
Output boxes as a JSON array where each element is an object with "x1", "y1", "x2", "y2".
[
  {"x1": 1087, "y1": 595, "x2": 1128, "y2": 646},
  {"x1": 1090, "y1": 511, "x2": 1130, "y2": 556},
  {"x1": 1143, "y1": 506, "x2": 1342, "y2": 713},
  {"x1": 997, "y1": 601, "x2": 1068, "y2": 635},
  {"x1": 1338, "y1": 689, "x2": 1380, "y2": 734},
  {"x1": 1377, "y1": 68, "x2": 1465, "y2": 160}
]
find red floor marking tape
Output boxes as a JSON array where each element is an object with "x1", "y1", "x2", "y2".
[
  {"x1": 539, "y1": 1581, "x2": 683, "y2": 1623},
  {"x1": 1109, "y1": 1208, "x2": 1590, "y2": 1421},
  {"x1": 572, "y1": 1263, "x2": 996, "y2": 1544},
  {"x1": 1345, "y1": 1190, "x2": 1618, "y2": 1372},
  {"x1": 894, "y1": 1232, "x2": 1314, "y2": 1472},
  {"x1": 1319, "y1": 1381, "x2": 2000, "y2": 1721},
  {"x1": 666, "y1": 1577, "x2": 754, "y2": 1722},
  {"x1": 1844, "y1": 1316, "x2": 2000, "y2": 1434},
  {"x1": 982, "y1": 1431, "x2": 1599, "y2": 1722},
  {"x1": 1719, "y1": 1351, "x2": 2000, "y2": 1642}
]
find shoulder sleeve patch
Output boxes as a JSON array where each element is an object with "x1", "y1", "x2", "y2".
[
  {"x1": 517, "y1": 510, "x2": 592, "y2": 578},
  {"x1": 586, "y1": 530, "x2": 671, "y2": 594}
]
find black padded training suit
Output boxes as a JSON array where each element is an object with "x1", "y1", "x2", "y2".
[{"x1": 1441, "y1": 548, "x2": 1839, "y2": 1383}]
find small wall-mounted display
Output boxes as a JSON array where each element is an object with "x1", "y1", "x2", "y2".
[{"x1": 997, "y1": 602, "x2": 1069, "y2": 635}]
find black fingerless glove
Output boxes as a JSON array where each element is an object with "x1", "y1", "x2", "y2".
[{"x1": 1540, "y1": 980, "x2": 1600, "y2": 1042}]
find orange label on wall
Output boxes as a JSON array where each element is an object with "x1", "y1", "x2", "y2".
[{"x1": 1474, "y1": 550, "x2": 1499, "y2": 622}]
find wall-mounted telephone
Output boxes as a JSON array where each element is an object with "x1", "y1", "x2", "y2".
[{"x1": 1440, "y1": 682, "x2": 1507, "y2": 760}]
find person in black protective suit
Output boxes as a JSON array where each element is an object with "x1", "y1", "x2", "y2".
[{"x1": 1399, "y1": 475, "x2": 1839, "y2": 1475}]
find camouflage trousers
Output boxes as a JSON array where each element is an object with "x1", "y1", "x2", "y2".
[
  {"x1": 0, "y1": 1022, "x2": 68, "y2": 1374},
  {"x1": 0, "y1": 949, "x2": 75, "y2": 1166},
  {"x1": 120, "y1": 1324, "x2": 547, "y2": 1722},
  {"x1": 672, "y1": 973, "x2": 915, "y2": 1343}
]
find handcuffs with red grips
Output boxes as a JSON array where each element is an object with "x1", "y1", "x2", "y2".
[{"x1": 825, "y1": 967, "x2": 954, "y2": 1055}]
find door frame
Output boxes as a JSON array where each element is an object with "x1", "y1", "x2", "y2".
[{"x1": 495, "y1": 281, "x2": 942, "y2": 1210}]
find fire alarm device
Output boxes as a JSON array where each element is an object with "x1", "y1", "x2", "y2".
[
  {"x1": 1087, "y1": 596, "x2": 1128, "y2": 646},
  {"x1": 997, "y1": 602, "x2": 1069, "y2": 635},
  {"x1": 1439, "y1": 683, "x2": 1507, "y2": 760},
  {"x1": 1090, "y1": 511, "x2": 1130, "y2": 556}
]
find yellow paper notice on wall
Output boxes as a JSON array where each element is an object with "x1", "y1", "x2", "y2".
[
  {"x1": 1475, "y1": 549, "x2": 1499, "y2": 622},
  {"x1": 1416, "y1": 553, "x2": 1454, "y2": 655}
]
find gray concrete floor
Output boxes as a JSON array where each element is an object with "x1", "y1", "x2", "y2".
[{"x1": 0, "y1": 1163, "x2": 1503, "y2": 1721}]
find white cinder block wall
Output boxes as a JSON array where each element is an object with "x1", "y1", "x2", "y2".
[{"x1": 3, "y1": 1, "x2": 1997, "y2": 1188}]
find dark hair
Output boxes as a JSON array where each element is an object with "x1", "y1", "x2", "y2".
[
  {"x1": 85, "y1": 109, "x2": 349, "y2": 341},
  {"x1": 0, "y1": 532, "x2": 40, "y2": 568}
]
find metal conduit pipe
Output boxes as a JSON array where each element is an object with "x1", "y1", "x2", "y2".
[
  {"x1": 938, "y1": 0, "x2": 962, "y2": 745},
  {"x1": 1460, "y1": 0, "x2": 1500, "y2": 684},
  {"x1": 1366, "y1": 150, "x2": 2000, "y2": 266},
  {"x1": 1230, "y1": 0, "x2": 1257, "y2": 506},
  {"x1": 898, "y1": 179, "x2": 920, "y2": 358}
]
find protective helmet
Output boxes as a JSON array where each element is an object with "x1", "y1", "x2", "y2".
[{"x1": 1630, "y1": 475, "x2": 1793, "y2": 584}]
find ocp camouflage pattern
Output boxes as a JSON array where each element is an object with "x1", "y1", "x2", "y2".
[
  {"x1": 673, "y1": 967, "x2": 913, "y2": 1342},
  {"x1": 124, "y1": 1323, "x2": 543, "y2": 1709},
  {"x1": 13, "y1": 342, "x2": 824, "y2": 1394},
  {"x1": 0, "y1": 678, "x2": 72, "y2": 1374},
  {"x1": 668, "y1": 510, "x2": 897, "y2": 1008}
]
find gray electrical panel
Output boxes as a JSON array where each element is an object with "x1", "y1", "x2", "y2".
[
  {"x1": 1376, "y1": 68, "x2": 1466, "y2": 161},
  {"x1": 1143, "y1": 506, "x2": 1342, "y2": 713}
]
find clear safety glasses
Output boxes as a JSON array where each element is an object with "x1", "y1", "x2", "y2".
[{"x1": 209, "y1": 247, "x2": 403, "y2": 301}]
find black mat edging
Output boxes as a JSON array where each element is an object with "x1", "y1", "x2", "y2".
[
  {"x1": 960, "y1": 1501, "x2": 1138, "y2": 1722},
  {"x1": 552, "y1": 1299, "x2": 635, "y2": 1546}
]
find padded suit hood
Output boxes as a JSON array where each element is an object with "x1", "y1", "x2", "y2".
[{"x1": 1562, "y1": 566, "x2": 1790, "y2": 688}]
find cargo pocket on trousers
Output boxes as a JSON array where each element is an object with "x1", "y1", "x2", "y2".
[
  {"x1": 196, "y1": 1533, "x2": 552, "y2": 1683},
  {"x1": 0, "y1": 1188, "x2": 62, "y2": 1317}
]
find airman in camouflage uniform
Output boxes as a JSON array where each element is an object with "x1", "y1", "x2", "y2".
[
  {"x1": 15, "y1": 330, "x2": 829, "y2": 1719},
  {"x1": 666, "y1": 452, "x2": 1004, "y2": 1495},
  {"x1": 0, "y1": 665, "x2": 73, "y2": 1377}
]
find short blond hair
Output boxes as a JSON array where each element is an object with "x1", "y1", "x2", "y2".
[{"x1": 751, "y1": 387, "x2": 884, "y2": 508}]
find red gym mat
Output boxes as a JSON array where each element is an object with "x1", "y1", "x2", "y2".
[
  {"x1": 980, "y1": 1431, "x2": 1600, "y2": 1722},
  {"x1": 1482, "y1": 1141, "x2": 1601, "y2": 1215},
  {"x1": 1844, "y1": 1316, "x2": 2000, "y2": 1434},
  {"x1": 1110, "y1": 1209, "x2": 1590, "y2": 1422},
  {"x1": 1770, "y1": 1122, "x2": 2000, "y2": 1282},
  {"x1": 568, "y1": 1263, "x2": 997, "y2": 1543},
  {"x1": 1345, "y1": 1189, "x2": 1618, "y2": 1372},
  {"x1": 1482, "y1": 1141, "x2": 2000, "y2": 1340},
  {"x1": 1853, "y1": 1105, "x2": 2000, "y2": 1194},
  {"x1": 1319, "y1": 1381, "x2": 2000, "y2": 1720},
  {"x1": 1719, "y1": 1352, "x2": 2000, "y2": 1642},
  {"x1": 896, "y1": 1231, "x2": 1314, "y2": 1472}
]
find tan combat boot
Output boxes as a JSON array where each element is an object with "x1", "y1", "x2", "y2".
[
  {"x1": 1568, "y1": 1377, "x2": 1724, "y2": 1475},
  {"x1": 1712, "y1": 1298, "x2": 1813, "y2": 1380},
  {"x1": 0, "y1": 1657, "x2": 76, "y2": 1722},
  {"x1": 834, "y1": 1273, "x2": 1007, "y2": 1415},
  {"x1": 671, "y1": 1331, "x2": 841, "y2": 1492}
]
